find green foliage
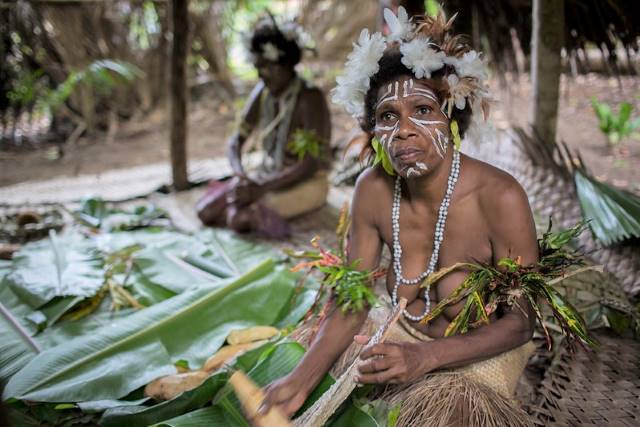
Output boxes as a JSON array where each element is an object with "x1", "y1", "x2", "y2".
[
  {"x1": 318, "y1": 262, "x2": 379, "y2": 313},
  {"x1": 288, "y1": 207, "x2": 381, "y2": 314},
  {"x1": 6, "y1": 69, "x2": 45, "y2": 107},
  {"x1": 8, "y1": 60, "x2": 142, "y2": 116},
  {"x1": 371, "y1": 137, "x2": 395, "y2": 176},
  {"x1": 422, "y1": 221, "x2": 597, "y2": 351},
  {"x1": 4, "y1": 231, "x2": 104, "y2": 309},
  {"x1": 574, "y1": 170, "x2": 640, "y2": 245},
  {"x1": 2, "y1": 259, "x2": 312, "y2": 402},
  {"x1": 74, "y1": 197, "x2": 168, "y2": 231},
  {"x1": 425, "y1": 0, "x2": 441, "y2": 17},
  {"x1": 591, "y1": 97, "x2": 640, "y2": 145},
  {"x1": 146, "y1": 341, "x2": 374, "y2": 427},
  {"x1": 287, "y1": 129, "x2": 323, "y2": 161}
]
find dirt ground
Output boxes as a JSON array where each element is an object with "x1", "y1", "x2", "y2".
[{"x1": 1, "y1": 73, "x2": 639, "y2": 194}]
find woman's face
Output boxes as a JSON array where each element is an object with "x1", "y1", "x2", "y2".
[
  {"x1": 253, "y1": 56, "x2": 293, "y2": 95},
  {"x1": 373, "y1": 76, "x2": 450, "y2": 179}
]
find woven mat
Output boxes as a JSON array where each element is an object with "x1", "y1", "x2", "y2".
[{"x1": 526, "y1": 331, "x2": 640, "y2": 426}]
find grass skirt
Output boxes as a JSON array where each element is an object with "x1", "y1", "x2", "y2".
[{"x1": 292, "y1": 298, "x2": 536, "y2": 427}]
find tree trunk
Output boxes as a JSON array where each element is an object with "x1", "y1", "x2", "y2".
[
  {"x1": 530, "y1": 0, "x2": 564, "y2": 146},
  {"x1": 169, "y1": 0, "x2": 190, "y2": 191}
]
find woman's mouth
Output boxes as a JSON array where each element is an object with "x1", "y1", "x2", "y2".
[{"x1": 393, "y1": 147, "x2": 423, "y2": 163}]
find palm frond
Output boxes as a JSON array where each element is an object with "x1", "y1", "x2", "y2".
[{"x1": 574, "y1": 170, "x2": 640, "y2": 246}]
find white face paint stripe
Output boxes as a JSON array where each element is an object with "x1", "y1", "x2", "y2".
[
  {"x1": 410, "y1": 118, "x2": 446, "y2": 126},
  {"x1": 406, "y1": 167, "x2": 421, "y2": 178},
  {"x1": 375, "y1": 82, "x2": 399, "y2": 109},
  {"x1": 409, "y1": 117, "x2": 446, "y2": 158},
  {"x1": 435, "y1": 128, "x2": 449, "y2": 156},
  {"x1": 415, "y1": 162, "x2": 428, "y2": 171},
  {"x1": 374, "y1": 124, "x2": 396, "y2": 132}
]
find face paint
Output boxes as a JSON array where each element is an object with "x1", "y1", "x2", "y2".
[
  {"x1": 406, "y1": 167, "x2": 421, "y2": 178},
  {"x1": 374, "y1": 78, "x2": 450, "y2": 178},
  {"x1": 409, "y1": 117, "x2": 448, "y2": 159}
]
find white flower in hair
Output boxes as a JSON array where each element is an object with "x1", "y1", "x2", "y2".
[
  {"x1": 446, "y1": 74, "x2": 468, "y2": 110},
  {"x1": 261, "y1": 42, "x2": 282, "y2": 62},
  {"x1": 280, "y1": 22, "x2": 314, "y2": 50},
  {"x1": 384, "y1": 6, "x2": 413, "y2": 41},
  {"x1": 331, "y1": 29, "x2": 386, "y2": 118},
  {"x1": 400, "y1": 37, "x2": 446, "y2": 79},
  {"x1": 444, "y1": 50, "x2": 487, "y2": 81}
]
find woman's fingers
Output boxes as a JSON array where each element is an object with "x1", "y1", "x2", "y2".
[
  {"x1": 353, "y1": 334, "x2": 370, "y2": 345},
  {"x1": 355, "y1": 367, "x2": 398, "y2": 384},
  {"x1": 360, "y1": 343, "x2": 395, "y2": 360},
  {"x1": 357, "y1": 356, "x2": 393, "y2": 374}
]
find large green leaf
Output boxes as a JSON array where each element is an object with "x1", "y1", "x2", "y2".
[
  {"x1": 0, "y1": 301, "x2": 39, "y2": 387},
  {"x1": 99, "y1": 343, "x2": 278, "y2": 427},
  {"x1": 574, "y1": 170, "x2": 640, "y2": 245},
  {"x1": 0, "y1": 271, "x2": 42, "y2": 385},
  {"x1": 100, "y1": 372, "x2": 229, "y2": 427},
  {"x1": 153, "y1": 342, "x2": 375, "y2": 427},
  {"x1": 3, "y1": 259, "x2": 305, "y2": 402},
  {"x1": 196, "y1": 229, "x2": 283, "y2": 275},
  {"x1": 5, "y1": 232, "x2": 103, "y2": 308}
]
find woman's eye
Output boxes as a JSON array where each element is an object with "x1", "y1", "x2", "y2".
[
  {"x1": 417, "y1": 106, "x2": 432, "y2": 115},
  {"x1": 381, "y1": 112, "x2": 395, "y2": 122}
]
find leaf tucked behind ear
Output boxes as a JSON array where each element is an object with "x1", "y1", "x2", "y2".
[
  {"x1": 451, "y1": 120, "x2": 461, "y2": 151},
  {"x1": 371, "y1": 138, "x2": 395, "y2": 176}
]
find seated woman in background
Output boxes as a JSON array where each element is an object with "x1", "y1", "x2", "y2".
[{"x1": 196, "y1": 16, "x2": 331, "y2": 238}]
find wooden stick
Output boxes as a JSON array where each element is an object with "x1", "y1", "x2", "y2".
[
  {"x1": 229, "y1": 370, "x2": 292, "y2": 427},
  {"x1": 0, "y1": 301, "x2": 42, "y2": 353},
  {"x1": 293, "y1": 298, "x2": 407, "y2": 427}
]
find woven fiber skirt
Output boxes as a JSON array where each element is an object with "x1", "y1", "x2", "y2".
[{"x1": 293, "y1": 297, "x2": 536, "y2": 427}]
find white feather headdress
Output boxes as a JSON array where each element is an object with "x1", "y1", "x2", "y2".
[{"x1": 332, "y1": 7, "x2": 491, "y2": 126}]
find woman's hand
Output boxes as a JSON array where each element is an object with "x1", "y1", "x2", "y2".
[
  {"x1": 227, "y1": 176, "x2": 262, "y2": 207},
  {"x1": 354, "y1": 335, "x2": 439, "y2": 384},
  {"x1": 260, "y1": 374, "x2": 311, "y2": 419}
]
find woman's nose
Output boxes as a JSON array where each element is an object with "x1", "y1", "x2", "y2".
[{"x1": 395, "y1": 115, "x2": 418, "y2": 141}]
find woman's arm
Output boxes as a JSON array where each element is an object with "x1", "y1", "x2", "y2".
[
  {"x1": 357, "y1": 179, "x2": 538, "y2": 383},
  {"x1": 260, "y1": 169, "x2": 383, "y2": 416},
  {"x1": 228, "y1": 82, "x2": 263, "y2": 177}
]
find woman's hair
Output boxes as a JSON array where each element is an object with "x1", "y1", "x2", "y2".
[
  {"x1": 250, "y1": 24, "x2": 301, "y2": 68},
  {"x1": 361, "y1": 48, "x2": 472, "y2": 138}
]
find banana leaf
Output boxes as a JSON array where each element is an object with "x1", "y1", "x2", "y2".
[
  {"x1": 4, "y1": 232, "x2": 103, "y2": 309},
  {"x1": 100, "y1": 342, "x2": 277, "y2": 427},
  {"x1": 3, "y1": 259, "x2": 311, "y2": 402},
  {"x1": 575, "y1": 170, "x2": 640, "y2": 245},
  {"x1": 0, "y1": 270, "x2": 42, "y2": 384},
  {"x1": 0, "y1": 301, "x2": 39, "y2": 387},
  {"x1": 152, "y1": 342, "x2": 375, "y2": 427}
]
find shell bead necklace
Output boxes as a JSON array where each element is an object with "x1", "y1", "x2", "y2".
[{"x1": 391, "y1": 149, "x2": 461, "y2": 321}]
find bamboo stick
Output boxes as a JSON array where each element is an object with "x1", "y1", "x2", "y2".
[{"x1": 294, "y1": 298, "x2": 407, "y2": 427}]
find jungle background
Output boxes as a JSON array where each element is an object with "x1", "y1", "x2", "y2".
[{"x1": 1, "y1": 0, "x2": 639, "y2": 192}]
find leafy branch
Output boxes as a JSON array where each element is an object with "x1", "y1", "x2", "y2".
[
  {"x1": 421, "y1": 220, "x2": 598, "y2": 351},
  {"x1": 287, "y1": 204, "x2": 382, "y2": 315}
]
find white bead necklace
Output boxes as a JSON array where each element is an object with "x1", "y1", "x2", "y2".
[{"x1": 391, "y1": 150, "x2": 461, "y2": 321}]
